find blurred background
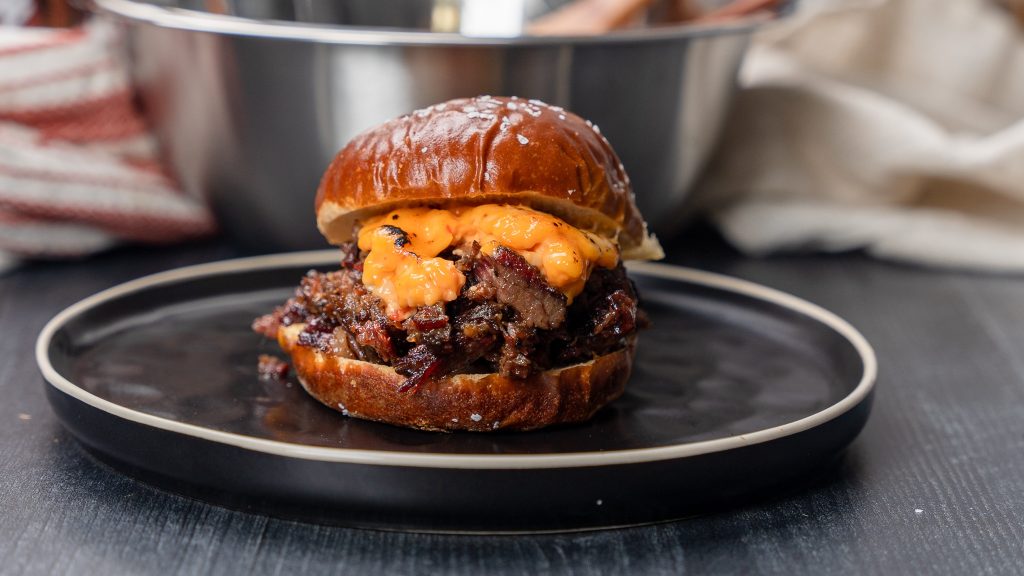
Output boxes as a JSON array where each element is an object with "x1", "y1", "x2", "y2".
[{"x1": 1, "y1": 0, "x2": 1022, "y2": 272}]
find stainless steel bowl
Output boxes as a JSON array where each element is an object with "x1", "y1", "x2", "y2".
[{"x1": 96, "y1": 0, "x2": 792, "y2": 250}]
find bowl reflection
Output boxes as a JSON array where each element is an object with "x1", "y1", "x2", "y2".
[{"x1": 98, "y1": 0, "x2": 792, "y2": 249}]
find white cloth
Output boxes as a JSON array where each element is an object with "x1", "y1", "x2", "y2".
[{"x1": 697, "y1": 0, "x2": 1024, "y2": 272}]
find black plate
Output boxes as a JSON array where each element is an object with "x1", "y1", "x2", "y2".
[{"x1": 36, "y1": 253, "x2": 876, "y2": 532}]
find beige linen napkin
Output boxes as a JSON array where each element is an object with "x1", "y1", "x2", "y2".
[{"x1": 697, "y1": 0, "x2": 1024, "y2": 271}]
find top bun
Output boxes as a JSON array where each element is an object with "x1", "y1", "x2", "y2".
[{"x1": 315, "y1": 96, "x2": 662, "y2": 260}]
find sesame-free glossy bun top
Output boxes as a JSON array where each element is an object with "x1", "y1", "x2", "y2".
[{"x1": 315, "y1": 96, "x2": 662, "y2": 259}]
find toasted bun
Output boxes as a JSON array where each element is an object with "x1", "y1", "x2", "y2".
[
  {"x1": 315, "y1": 96, "x2": 662, "y2": 260},
  {"x1": 277, "y1": 324, "x2": 635, "y2": 432}
]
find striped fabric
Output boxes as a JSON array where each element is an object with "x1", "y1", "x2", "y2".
[{"x1": 0, "y1": 19, "x2": 215, "y2": 268}]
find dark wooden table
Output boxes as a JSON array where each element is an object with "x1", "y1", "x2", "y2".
[{"x1": 2, "y1": 228, "x2": 1022, "y2": 575}]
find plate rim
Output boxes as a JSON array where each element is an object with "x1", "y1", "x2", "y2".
[{"x1": 35, "y1": 250, "x2": 877, "y2": 470}]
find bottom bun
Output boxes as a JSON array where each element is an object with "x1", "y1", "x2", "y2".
[{"x1": 277, "y1": 324, "x2": 636, "y2": 432}]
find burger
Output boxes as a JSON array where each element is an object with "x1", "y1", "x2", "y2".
[{"x1": 253, "y1": 95, "x2": 663, "y2": 432}]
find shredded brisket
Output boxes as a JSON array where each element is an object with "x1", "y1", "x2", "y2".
[
  {"x1": 256, "y1": 354, "x2": 290, "y2": 381},
  {"x1": 253, "y1": 241, "x2": 646, "y2": 391},
  {"x1": 473, "y1": 245, "x2": 567, "y2": 330}
]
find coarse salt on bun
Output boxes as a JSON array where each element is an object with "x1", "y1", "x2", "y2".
[{"x1": 315, "y1": 95, "x2": 663, "y2": 260}]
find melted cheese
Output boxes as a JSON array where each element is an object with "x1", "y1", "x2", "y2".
[{"x1": 356, "y1": 204, "x2": 618, "y2": 319}]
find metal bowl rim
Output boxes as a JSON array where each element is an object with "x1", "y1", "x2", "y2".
[{"x1": 95, "y1": 0, "x2": 792, "y2": 46}]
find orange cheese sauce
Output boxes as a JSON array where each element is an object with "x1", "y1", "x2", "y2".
[{"x1": 356, "y1": 204, "x2": 618, "y2": 319}]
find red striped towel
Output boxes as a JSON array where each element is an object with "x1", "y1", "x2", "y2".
[{"x1": 0, "y1": 20, "x2": 215, "y2": 268}]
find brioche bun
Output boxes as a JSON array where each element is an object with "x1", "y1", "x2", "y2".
[
  {"x1": 315, "y1": 96, "x2": 662, "y2": 260},
  {"x1": 278, "y1": 324, "x2": 635, "y2": 432}
]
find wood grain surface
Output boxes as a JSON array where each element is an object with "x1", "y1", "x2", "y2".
[{"x1": 1, "y1": 227, "x2": 1022, "y2": 575}]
